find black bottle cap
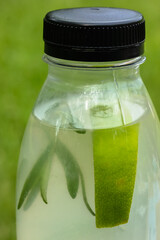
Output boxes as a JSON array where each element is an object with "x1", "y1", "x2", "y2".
[{"x1": 43, "y1": 7, "x2": 145, "y2": 62}]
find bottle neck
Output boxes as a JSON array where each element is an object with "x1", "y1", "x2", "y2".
[
  {"x1": 43, "y1": 54, "x2": 145, "y2": 87},
  {"x1": 44, "y1": 54, "x2": 145, "y2": 68}
]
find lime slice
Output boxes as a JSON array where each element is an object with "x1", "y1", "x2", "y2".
[{"x1": 93, "y1": 124, "x2": 139, "y2": 228}]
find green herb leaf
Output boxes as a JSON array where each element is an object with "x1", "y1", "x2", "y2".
[
  {"x1": 40, "y1": 156, "x2": 53, "y2": 204},
  {"x1": 79, "y1": 170, "x2": 95, "y2": 216},
  {"x1": 56, "y1": 140, "x2": 79, "y2": 199},
  {"x1": 56, "y1": 140, "x2": 95, "y2": 215},
  {"x1": 67, "y1": 104, "x2": 86, "y2": 134},
  {"x1": 75, "y1": 129, "x2": 86, "y2": 134},
  {"x1": 17, "y1": 144, "x2": 53, "y2": 209},
  {"x1": 23, "y1": 182, "x2": 39, "y2": 211},
  {"x1": 18, "y1": 135, "x2": 94, "y2": 217},
  {"x1": 69, "y1": 122, "x2": 86, "y2": 134}
]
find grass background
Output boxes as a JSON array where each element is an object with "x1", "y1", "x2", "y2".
[{"x1": 0, "y1": 0, "x2": 160, "y2": 239}]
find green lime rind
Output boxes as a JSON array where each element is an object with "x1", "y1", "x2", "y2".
[{"x1": 93, "y1": 124, "x2": 139, "y2": 228}]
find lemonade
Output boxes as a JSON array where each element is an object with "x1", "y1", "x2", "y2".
[
  {"x1": 16, "y1": 98, "x2": 160, "y2": 240},
  {"x1": 16, "y1": 7, "x2": 160, "y2": 240}
]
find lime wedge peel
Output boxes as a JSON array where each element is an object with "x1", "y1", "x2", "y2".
[{"x1": 93, "y1": 124, "x2": 139, "y2": 228}]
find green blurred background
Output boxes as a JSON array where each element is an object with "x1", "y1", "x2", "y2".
[{"x1": 0, "y1": 0, "x2": 160, "y2": 239}]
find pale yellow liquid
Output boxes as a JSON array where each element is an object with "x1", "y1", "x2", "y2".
[{"x1": 16, "y1": 101, "x2": 160, "y2": 240}]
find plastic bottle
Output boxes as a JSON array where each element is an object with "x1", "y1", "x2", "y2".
[{"x1": 16, "y1": 7, "x2": 160, "y2": 240}]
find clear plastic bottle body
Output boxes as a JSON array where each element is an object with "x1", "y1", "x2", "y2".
[{"x1": 16, "y1": 56, "x2": 160, "y2": 240}]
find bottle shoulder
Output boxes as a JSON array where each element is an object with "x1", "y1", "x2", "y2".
[{"x1": 33, "y1": 72, "x2": 150, "y2": 130}]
